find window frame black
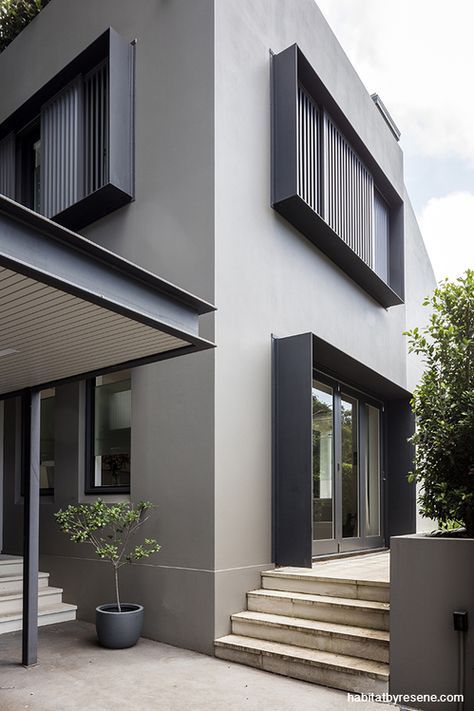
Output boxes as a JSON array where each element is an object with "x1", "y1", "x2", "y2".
[{"x1": 84, "y1": 377, "x2": 131, "y2": 496}]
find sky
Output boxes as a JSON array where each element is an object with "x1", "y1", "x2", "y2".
[{"x1": 316, "y1": 0, "x2": 474, "y2": 282}]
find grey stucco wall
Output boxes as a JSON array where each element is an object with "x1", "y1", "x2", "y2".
[
  {"x1": 0, "y1": 0, "x2": 216, "y2": 654},
  {"x1": 213, "y1": 0, "x2": 437, "y2": 635},
  {"x1": 390, "y1": 535, "x2": 474, "y2": 709},
  {"x1": 0, "y1": 0, "x2": 437, "y2": 655}
]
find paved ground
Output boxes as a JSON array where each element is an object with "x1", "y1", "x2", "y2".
[
  {"x1": 0, "y1": 621, "x2": 399, "y2": 711},
  {"x1": 311, "y1": 551, "x2": 390, "y2": 583}
]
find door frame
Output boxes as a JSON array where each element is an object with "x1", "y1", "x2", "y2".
[{"x1": 312, "y1": 371, "x2": 385, "y2": 558}]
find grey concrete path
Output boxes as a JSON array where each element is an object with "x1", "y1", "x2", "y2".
[{"x1": 0, "y1": 621, "x2": 399, "y2": 711}]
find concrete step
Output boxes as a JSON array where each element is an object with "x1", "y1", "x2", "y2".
[
  {"x1": 215, "y1": 634, "x2": 389, "y2": 694},
  {"x1": 0, "y1": 587, "x2": 64, "y2": 615},
  {"x1": 231, "y1": 610, "x2": 389, "y2": 663},
  {"x1": 0, "y1": 556, "x2": 23, "y2": 577},
  {"x1": 247, "y1": 589, "x2": 389, "y2": 631},
  {"x1": 262, "y1": 568, "x2": 389, "y2": 603},
  {"x1": 0, "y1": 603, "x2": 77, "y2": 635},
  {"x1": 0, "y1": 571, "x2": 49, "y2": 595}
]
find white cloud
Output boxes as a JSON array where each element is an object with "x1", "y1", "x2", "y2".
[
  {"x1": 418, "y1": 192, "x2": 474, "y2": 281},
  {"x1": 315, "y1": 0, "x2": 474, "y2": 164}
]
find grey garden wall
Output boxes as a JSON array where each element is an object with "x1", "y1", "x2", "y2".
[{"x1": 390, "y1": 535, "x2": 474, "y2": 709}]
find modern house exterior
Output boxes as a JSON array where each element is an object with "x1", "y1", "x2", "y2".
[{"x1": 0, "y1": 0, "x2": 436, "y2": 686}]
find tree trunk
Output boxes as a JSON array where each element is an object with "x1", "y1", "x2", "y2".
[{"x1": 114, "y1": 566, "x2": 121, "y2": 612}]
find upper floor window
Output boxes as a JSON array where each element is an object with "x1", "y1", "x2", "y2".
[
  {"x1": 85, "y1": 371, "x2": 131, "y2": 494},
  {"x1": 272, "y1": 45, "x2": 404, "y2": 308},
  {"x1": 0, "y1": 28, "x2": 134, "y2": 231}
]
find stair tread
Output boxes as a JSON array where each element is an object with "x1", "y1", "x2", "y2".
[
  {"x1": 215, "y1": 634, "x2": 389, "y2": 679},
  {"x1": 0, "y1": 556, "x2": 22, "y2": 564},
  {"x1": 232, "y1": 610, "x2": 389, "y2": 642},
  {"x1": 249, "y1": 589, "x2": 389, "y2": 611},
  {"x1": 0, "y1": 586, "x2": 63, "y2": 601},
  {"x1": 0, "y1": 602, "x2": 77, "y2": 622},
  {"x1": 0, "y1": 572, "x2": 49, "y2": 583},
  {"x1": 263, "y1": 568, "x2": 389, "y2": 588}
]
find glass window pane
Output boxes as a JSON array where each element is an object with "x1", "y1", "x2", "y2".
[
  {"x1": 94, "y1": 372, "x2": 131, "y2": 488},
  {"x1": 40, "y1": 389, "x2": 55, "y2": 492},
  {"x1": 341, "y1": 394, "x2": 358, "y2": 538},
  {"x1": 366, "y1": 404, "x2": 381, "y2": 536},
  {"x1": 312, "y1": 381, "x2": 334, "y2": 541}
]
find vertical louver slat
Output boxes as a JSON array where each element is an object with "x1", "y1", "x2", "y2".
[
  {"x1": 297, "y1": 85, "x2": 320, "y2": 215},
  {"x1": 374, "y1": 190, "x2": 390, "y2": 282},
  {"x1": 41, "y1": 78, "x2": 81, "y2": 219},
  {"x1": 84, "y1": 60, "x2": 109, "y2": 196},
  {"x1": 324, "y1": 115, "x2": 374, "y2": 268},
  {"x1": 0, "y1": 133, "x2": 15, "y2": 199}
]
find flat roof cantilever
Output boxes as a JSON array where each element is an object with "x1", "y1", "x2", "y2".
[{"x1": 0, "y1": 195, "x2": 215, "y2": 397}]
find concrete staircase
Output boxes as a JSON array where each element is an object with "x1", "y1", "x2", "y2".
[
  {"x1": 0, "y1": 556, "x2": 77, "y2": 634},
  {"x1": 215, "y1": 566, "x2": 390, "y2": 693}
]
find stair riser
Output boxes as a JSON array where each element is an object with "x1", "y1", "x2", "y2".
[
  {"x1": 0, "y1": 563, "x2": 23, "y2": 577},
  {"x1": 215, "y1": 645, "x2": 388, "y2": 695},
  {"x1": 0, "y1": 608, "x2": 77, "y2": 635},
  {"x1": 248, "y1": 595, "x2": 389, "y2": 631},
  {"x1": 261, "y1": 575, "x2": 389, "y2": 603},
  {"x1": 232, "y1": 618, "x2": 389, "y2": 663},
  {"x1": 0, "y1": 577, "x2": 49, "y2": 595},
  {"x1": 0, "y1": 592, "x2": 63, "y2": 615}
]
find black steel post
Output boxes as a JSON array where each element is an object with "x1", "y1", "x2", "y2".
[{"x1": 22, "y1": 390, "x2": 40, "y2": 666}]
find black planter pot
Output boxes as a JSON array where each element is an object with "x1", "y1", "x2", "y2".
[{"x1": 96, "y1": 603, "x2": 144, "y2": 649}]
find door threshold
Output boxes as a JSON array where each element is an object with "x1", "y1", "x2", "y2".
[{"x1": 312, "y1": 546, "x2": 388, "y2": 562}]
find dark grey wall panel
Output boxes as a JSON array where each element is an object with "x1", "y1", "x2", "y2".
[
  {"x1": 108, "y1": 28, "x2": 134, "y2": 199},
  {"x1": 0, "y1": 133, "x2": 15, "y2": 199},
  {"x1": 273, "y1": 333, "x2": 313, "y2": 568},
  {"x1": 386, "y1": 398, "x2": 416, "y2": 538}
]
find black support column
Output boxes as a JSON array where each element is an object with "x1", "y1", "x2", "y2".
[{"x1": 22, "y1": 390, "x2": 40, "y2": 667}]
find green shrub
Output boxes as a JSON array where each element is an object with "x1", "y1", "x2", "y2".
[
  {"x1": 405, "y1": 270, "x2": 474, "y2": 536},
  {"x1": 55, "y1": 500, "x2": 161, "y2": 611},
  {"x1": 0, "y1": 0, "x2": 50, "y2": 52}
]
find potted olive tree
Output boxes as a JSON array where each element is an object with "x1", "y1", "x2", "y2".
[
  {"x1": 55, "y1": 499, "x2": 160, "y2": 649},
  {"x1": 390, "y1": 270, "x2": 474, "y2": 708}
]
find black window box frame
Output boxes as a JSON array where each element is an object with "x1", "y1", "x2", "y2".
[
  {"x1": 0, "y1": 27, "x2": 134, "y2": 232},
  {"x1": 271, "y1": 44, "x2": 405, "y2": 308}
]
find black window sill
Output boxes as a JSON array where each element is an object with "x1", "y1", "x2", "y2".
[{"x1": 84, "y1": 486, "x2": 131, "y2": 496}]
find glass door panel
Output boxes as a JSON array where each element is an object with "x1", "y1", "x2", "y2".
[
  {"x1": 312, "y1": 381, "x2": 334, "y2": 543},
  {"x1": 365, "y1": 404, "x2": 381, "y2": 537},
  {"x1": 341, "y1": 394, "x2": 359, "y2": 539}
]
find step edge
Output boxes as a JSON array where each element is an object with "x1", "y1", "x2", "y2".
[
  {"x1": 214, "y1": 635, "x2": 389, "y2": 680},
  {"x1": 262, "y1": 571, "x2": 389, "y2": 588},
  {"x1": 231, "y1": 612, "x2": 389, "y2": 642},
  {"x1": 0, "y1": 587, "x2": 64, "y2": 601},
  {"x1": 0, "y1": 603, "x2": 78, "y2": 623},
  {"x1": 248, "y1": 590, "x2": 390, "y2": 611}
]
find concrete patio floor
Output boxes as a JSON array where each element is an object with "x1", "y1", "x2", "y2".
[
  {"x1": 311, "y1": 551, "x2": 390, "y2": 583},
  {"x1": 0, "y1": 621, "x2": 400, "y2": 711}
]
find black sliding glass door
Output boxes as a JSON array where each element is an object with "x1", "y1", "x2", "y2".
[{"x1": 312, "y1": 374, "x2": 384, "y2": 556}]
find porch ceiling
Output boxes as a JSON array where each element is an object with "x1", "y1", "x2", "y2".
[{"x1": 0, "y1": 195, "x2": 215, "y2": 396}]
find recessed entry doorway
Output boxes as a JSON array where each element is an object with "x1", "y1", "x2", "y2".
[{"x1": 312, "y1": 373, "x2": 385, "y2": 556}]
